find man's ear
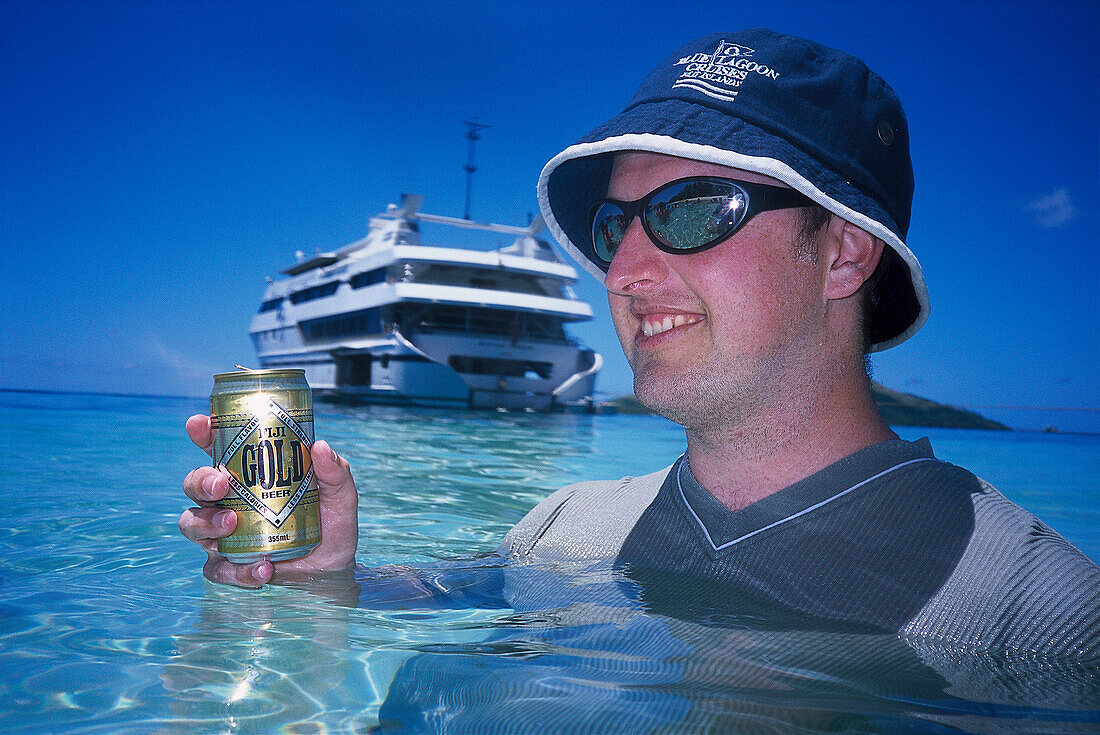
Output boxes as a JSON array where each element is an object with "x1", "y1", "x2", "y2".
[{"x1": 823, "y1": 220, "x2": 884, "y2": 300}]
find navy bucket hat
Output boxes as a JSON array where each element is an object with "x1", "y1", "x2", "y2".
[{"x1": 538, "y1": 29, "x2": 928, "y2": 351}]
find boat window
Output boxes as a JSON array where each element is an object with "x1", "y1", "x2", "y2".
[
  {"x1": 336, "y1": 356, "x2": 372, "y2": 386},
  {"x1": 300, "y1": 308, "x2": 383, "y2": 342},
  {"x1": 289, "y1": 281, "x2": 340, "y2": 304},
  {"x1": 448, "y1": 356, "x2": 553, "y2": 379},
  {"x1": 350, "y1": 268, "x2": 389, "y2": 289},
  {"x1": 393, "y1": 304, "x2": 568, "y2": 342},
  {"x1": 258, "y1": 298, "x2": 283, "y2": 313},
  {"x1": 412, "y1": 265, "x2": 555, "y2": 296}
]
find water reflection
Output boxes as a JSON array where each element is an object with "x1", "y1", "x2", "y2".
[
  {"x1": 319, "y1": 404, "x2": 607, "y2": 564},
  {"x1": 162, "y1": 581, "x2": 371, "y2": 732},
  {"x1": 373, "y1": 560, "x2": 1100, "y2": 734}
]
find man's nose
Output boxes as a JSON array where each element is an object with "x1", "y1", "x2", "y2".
[{"x1": 604, "y1": 219, "x2": 670, "y2": 295}]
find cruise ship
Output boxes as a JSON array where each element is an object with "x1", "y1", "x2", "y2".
[{"x1": 248, "y1": 194, "x2": 601, "y2": 411}]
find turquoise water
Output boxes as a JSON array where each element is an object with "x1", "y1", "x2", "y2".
[{"x1": 0, "y1": 390, "x2": 1097, "y2": 733}]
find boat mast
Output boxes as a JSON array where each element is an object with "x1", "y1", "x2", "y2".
[{"x1": 462, "y1": 119, "x2": 489, "y2": 221}]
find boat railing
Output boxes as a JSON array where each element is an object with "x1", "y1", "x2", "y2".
[
  {"x1": 405, "y1": 206, "x2": 546, "y2": 238},
  {"x1": 552, "y1": 350, "x2": 603, "y2": 401}
]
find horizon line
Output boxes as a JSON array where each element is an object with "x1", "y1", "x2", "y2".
[{"x1": 2, "y1": 385, "x2": 1098, "y2": 414}]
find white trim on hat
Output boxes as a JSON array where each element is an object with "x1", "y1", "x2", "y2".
[{"x1": 537, "y1": 133, "x2": 930, "y2": 352}]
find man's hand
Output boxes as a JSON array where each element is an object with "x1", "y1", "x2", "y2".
[{"x1": 179, "y1": 414, "x2": 359, "y2": 588}]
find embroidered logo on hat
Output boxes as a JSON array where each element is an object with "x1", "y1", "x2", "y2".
[
  {"x1": 538, "y1": 29, "x2": 929, "y2": 351},
  {"x1": 673, "y1": 40, "x2": 782, "y2": 103}
]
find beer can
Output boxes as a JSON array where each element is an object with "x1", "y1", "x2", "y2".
[{"x1": 209, "y1": 368, "x2": 321, "y2": 562}]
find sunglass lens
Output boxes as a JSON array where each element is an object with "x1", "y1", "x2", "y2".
[
  {"x1": 591, "y1": 202, "x2": 629, "y2": 263},
  {"x1": 647, "y1": 180, "x2": 747, "y2": 251}
]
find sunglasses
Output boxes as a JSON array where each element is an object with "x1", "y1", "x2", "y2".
[{"x1": 588, "y1": 176, "x2": 813, "y2": 265}]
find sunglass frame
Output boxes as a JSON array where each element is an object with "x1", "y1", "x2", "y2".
[{"x1": 588, "y1": 176, "x2": 814, "y2": 265}]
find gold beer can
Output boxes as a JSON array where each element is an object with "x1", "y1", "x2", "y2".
[{"x1": 210, "y1": 368, "x2": 321, "y2": 562}]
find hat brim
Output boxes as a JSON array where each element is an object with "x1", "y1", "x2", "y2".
[{"x1": 537, "y1": 100, "x2": 928, "y2": 352}]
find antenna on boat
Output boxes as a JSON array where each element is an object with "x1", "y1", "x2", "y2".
[{"x1": 462, "y1": 119, "x2": 489, "y2": 220}]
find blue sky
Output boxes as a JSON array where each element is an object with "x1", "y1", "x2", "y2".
[{"x1": 1, "y1": 0, "x2": 1097, "y2": 432}]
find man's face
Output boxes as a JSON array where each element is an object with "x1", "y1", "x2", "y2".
[{"x1": 603, "y1": 153, "x2": 829, "y2": 431}]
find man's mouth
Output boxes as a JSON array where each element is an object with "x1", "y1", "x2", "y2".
[{"x1": 641, "y1": 314, "x2": 703, "y2": 337}]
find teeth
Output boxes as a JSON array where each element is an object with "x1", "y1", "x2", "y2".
[{"x1": 642, "y1": 314, "x2": 700, "y2": 336}]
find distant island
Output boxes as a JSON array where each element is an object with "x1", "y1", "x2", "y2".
[
  {"x1": 868, "y1": 383, "x2": 1008, "y2": 430},
  {"x1": 610, "y1": 382, "x2": 1009, "y2": 431}
]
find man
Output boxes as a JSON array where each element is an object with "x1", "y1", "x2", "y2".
[{"x1": 181, "y1": 29, "x2": 1099, "y2": 656}]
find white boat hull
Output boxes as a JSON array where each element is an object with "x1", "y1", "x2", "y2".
[{"x1": 257, "y1": 333, "x2": 598, "y2": 411}]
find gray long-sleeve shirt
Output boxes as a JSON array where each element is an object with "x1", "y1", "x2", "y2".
[{"x1": 500, "y1": 438, "x2": 1100, "y2": 658}]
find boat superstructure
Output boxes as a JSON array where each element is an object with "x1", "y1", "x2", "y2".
[{"x1": 248, "y1": 195, "x2": 601, "y2": 410}]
